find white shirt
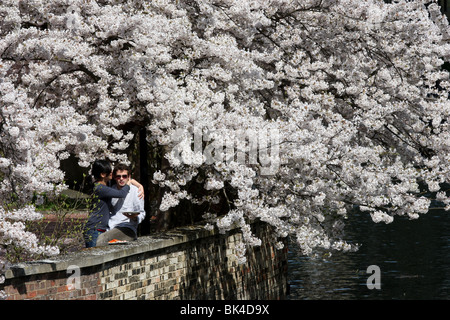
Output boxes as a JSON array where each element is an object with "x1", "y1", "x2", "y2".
[{"x1": 109, "y1": 184, "x2": 145, "y2": 234}]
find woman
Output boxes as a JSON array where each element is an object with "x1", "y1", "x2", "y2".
[{"x1": 84, "y1": 159, "x2": 143, "y2": 248}]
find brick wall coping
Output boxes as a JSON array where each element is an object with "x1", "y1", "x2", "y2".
[{"x1": 4, "y1": 223, "x2": 221, "y2": 280}]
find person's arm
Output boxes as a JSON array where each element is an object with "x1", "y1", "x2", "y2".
[
  {"x1": 127, "y1": 188, "x2": 146, "y2": 223},
  {"x1": 136, "y1": 196, "x2": 146, "y2": 223},
  {"x1": 130, "y1": 178, "x2": 144, "y2": 199},
  {"x1": 96, "y1": 184, "x2": 130, "y2": 199}
]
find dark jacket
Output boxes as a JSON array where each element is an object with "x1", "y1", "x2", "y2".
[{"x1": 85, "y1": 183, "x2": 130, "y2": 231}]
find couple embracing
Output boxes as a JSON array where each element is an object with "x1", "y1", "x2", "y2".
[{"x1": 84, "y1": 160, "x2": 146, "y2": 248}]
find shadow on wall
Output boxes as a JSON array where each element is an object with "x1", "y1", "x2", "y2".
[
  {"x1": 179, "y1": 223, "x2": 287, "y2": 300},
  {"x1": 179, "y1": 231, "x2": 238, "y2": 299}
]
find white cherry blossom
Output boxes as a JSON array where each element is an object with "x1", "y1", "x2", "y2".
[{"x1": 1, "y1": 0, "x2": 450, "y2": 263}]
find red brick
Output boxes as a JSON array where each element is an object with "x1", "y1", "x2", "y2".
[
  {"x1": 57, "y1": 285, "x2": 69, "y2": 292},
  {"x1": 37, "y1": 289, "x2": 48, "y2": 296}
]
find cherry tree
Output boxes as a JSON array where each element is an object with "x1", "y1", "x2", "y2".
[{"x1": 1, "y1": 0, "x2": 450, "y2": 263}]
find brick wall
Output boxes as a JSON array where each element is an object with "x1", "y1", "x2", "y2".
[{"x1": 1, "y1": 222, "x2": 288, "y2": 300}]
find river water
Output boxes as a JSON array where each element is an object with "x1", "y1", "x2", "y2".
[{"x1": 287, "y1": 205, "x2": 450, "y2": 300}]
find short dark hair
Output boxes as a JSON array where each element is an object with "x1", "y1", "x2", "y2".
[
  {"x1": 92, "y1": 159, "x2": 112, "y2": 180},
  {"x1": 113, "y1": 163, "x2": 131, "y2": 175}
]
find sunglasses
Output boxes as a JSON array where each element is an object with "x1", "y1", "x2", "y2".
[{"x1": 114, "y1": 174, "x2": 129, "y2": 179}]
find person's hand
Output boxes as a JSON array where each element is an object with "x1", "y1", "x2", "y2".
[
  {"x1": 137, "y1": 184, "x2": 144, "y2": 199},
  {"x1": 124, "y1": 212, "x2": 139, "y2": 221},
  {"x1": 130, "y1": 178, "x2": 145, "y2": 199}
]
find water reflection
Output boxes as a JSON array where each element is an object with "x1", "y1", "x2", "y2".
[{"x1": 287, "y1": 207, "x2": 450, "y2": 299}]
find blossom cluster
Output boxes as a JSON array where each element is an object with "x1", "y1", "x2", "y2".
[
  {"x1": 0, "y1": 206, "x2": 59, "y2": 260},
  {"x1": 2, "y1": 0, "x2": 450, "y2": 263}
]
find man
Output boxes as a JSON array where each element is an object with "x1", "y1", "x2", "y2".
[{"x1": 96, "y1": 163, "x2": 146, "y2": 246}]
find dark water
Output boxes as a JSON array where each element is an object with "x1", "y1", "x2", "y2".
[{"x1": 287, "y1": 206, "x2": 450, "y2": 300}]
